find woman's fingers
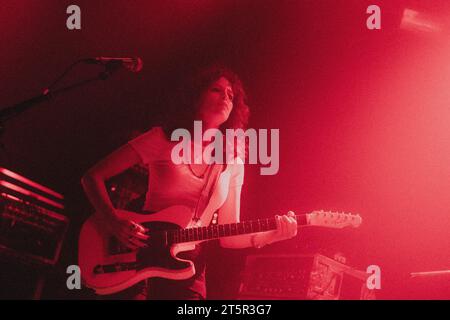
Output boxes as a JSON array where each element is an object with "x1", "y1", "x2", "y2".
[
  {"x1": 288, "y1": 217, "x2": 297, "y2": 237},
  {"x1": 134, "y1": 222, "x2": 149, "y2": 234},
  {"x1": 281, "y1": 215, "x2": 289, "y2": 236},
  {"x1": 122, "y1": 221, "x2": 150, "y2": 239},
  {"x1": 110, "y1": 220, "x2": 149, "y2": 249},
  {"x1": 123, "y1": 230, "x2": 148, "y2": 247},
  {"x1": 121, "y1": 231, "x2": 147, "y2": 248},
  {"x1": 276, "y1": 212, "x2": 298, "y2": 240},
  {"x1": 286, "y1": 211, "x2": 297, "y2": 237},
  {"x1": 117, "y1": 234, "x2": 140, "y2": 250},
  {"x1": 275, "y1": 215, "x2": 282, "y2": 234},
  {"x1": 128, "y1": 230, "x2": 149, "y2": 241},
  {"x1": 128, "y1": 235, "x2": 148, "y2": 248}
]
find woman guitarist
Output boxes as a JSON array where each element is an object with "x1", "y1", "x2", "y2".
[{"x1": 81, "y1": 65, "x2": 297, "y2": 299}]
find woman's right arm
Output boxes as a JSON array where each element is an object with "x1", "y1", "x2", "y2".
[{"x1": 81, "y1": 144, "x2": 148, "y2": 249}]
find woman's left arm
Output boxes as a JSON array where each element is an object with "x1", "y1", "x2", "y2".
[{"x1": 218, "y1": 183, "x2": 298, "y2": 249}]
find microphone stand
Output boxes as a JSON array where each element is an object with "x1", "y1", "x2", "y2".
[{"x1": 0, "y1": 60, "x2": 121, "y2": 165}]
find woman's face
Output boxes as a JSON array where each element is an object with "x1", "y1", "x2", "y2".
[{"x1": 196, "y1": 77, "x2": 234, "y2": 128}]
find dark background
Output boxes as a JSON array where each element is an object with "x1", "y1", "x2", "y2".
[{"x1": 1, "y1": 0, "x2": 449, "y2": 299}]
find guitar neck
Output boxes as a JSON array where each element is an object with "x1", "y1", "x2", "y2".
[{"x1": 168, "y1": 215, "x2": 308, "y2": 244}]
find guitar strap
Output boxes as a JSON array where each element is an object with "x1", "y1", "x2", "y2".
[{"x1": 191, "y1": 163, "x2": 224, "y2": 226}]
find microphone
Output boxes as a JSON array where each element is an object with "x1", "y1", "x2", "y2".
[{"x1": 83, "y1": 57, "x2": 143, "y2": 73}]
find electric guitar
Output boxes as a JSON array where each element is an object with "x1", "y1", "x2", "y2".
[{"x1": 78, "y1": 206, "x2": 362, "y2": 295}]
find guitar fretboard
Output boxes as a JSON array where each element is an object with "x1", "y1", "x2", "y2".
[{"x1": 167, "y1": 215, "x2": 308, "y2": 244}]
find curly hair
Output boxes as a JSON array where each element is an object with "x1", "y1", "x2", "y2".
[
  {"x1": 162, "y1": 65, "x2": 250, "y2": 135},
  {"x1": 162, "y1": 65, "x2": 250, "y2": 160}
]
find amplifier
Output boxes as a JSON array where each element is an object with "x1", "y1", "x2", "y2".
[
  {"x1": 238, "y1": 254, "x2": 375, "y2": 300},
  {"x1": 0, "y1": 167, "x2": 69, "y2": 266}
]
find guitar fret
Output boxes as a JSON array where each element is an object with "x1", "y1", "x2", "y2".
[
  {"x1": 157, "y1": 214, "x2": 313, "y2": 245},
  {"x1": 215, "y1": 224, "x2": 219, "y2": 238},
  {"x1": 225, "y1": 224, "x2": 230, "y2": 236},
  {"x1": 271, "y1": 218, "x2": 277, "y2": 229}
]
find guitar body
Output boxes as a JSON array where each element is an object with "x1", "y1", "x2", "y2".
[
  {"x1": 79, "y1": 205, "x2": 362, "y2": 295},
  {"x1": 78, "y1": 205, "x2": 202, "y2": 295}
]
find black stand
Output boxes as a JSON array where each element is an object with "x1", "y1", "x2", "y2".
[
  {"x1": 0, "y1": 60, "x2": 121, "y2": 298},
  {"x1": 0, "y1": 61, "x2": 121, "y2": 164}
]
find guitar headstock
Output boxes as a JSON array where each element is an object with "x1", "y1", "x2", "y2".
[{"x1": 307, "y1": 210, "x2": 362, "y2": 229}]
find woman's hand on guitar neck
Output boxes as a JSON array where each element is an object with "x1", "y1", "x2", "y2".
[
  {"x1": 98, "y1": 211, "x2": 150, "y2": 250},
  {"x1": 250, "y1": 211, "x2": 297, "y2": 249},
  {"x1": 268, "y1": 211, "x2": 298, "y2": 244}
]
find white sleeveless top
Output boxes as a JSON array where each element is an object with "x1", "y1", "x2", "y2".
[{"x1": 128, "y1": 127, "x2": 244, "y2": 213}]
